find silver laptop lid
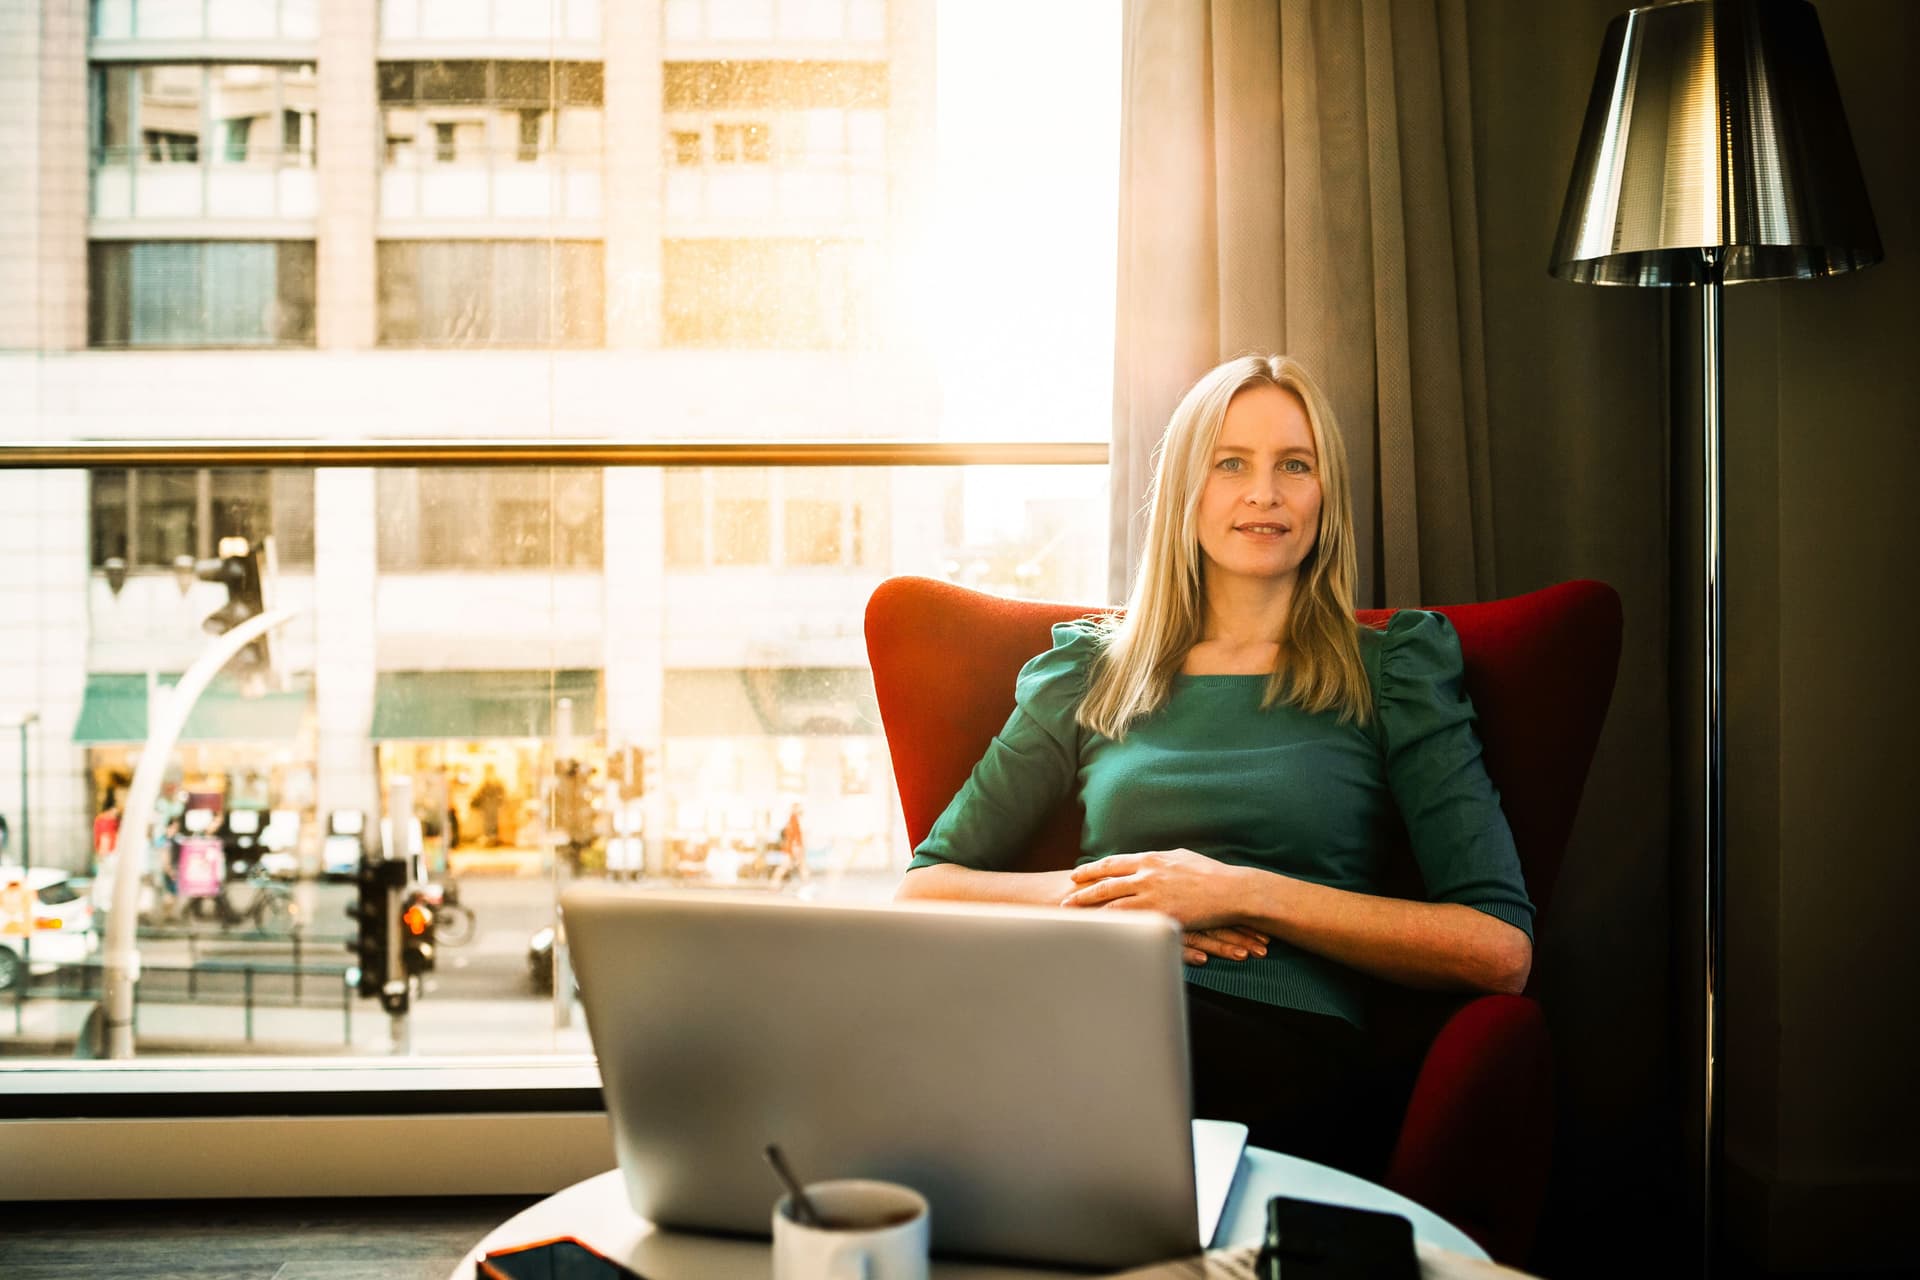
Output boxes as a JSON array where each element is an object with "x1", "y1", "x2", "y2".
[{"x1": 563, "y1": 885, "x2": 1201, "y2": 1270}]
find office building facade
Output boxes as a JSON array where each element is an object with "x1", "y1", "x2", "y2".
[{"x1": 0, "y1": 0, "x2": 1105, "y2": 880}]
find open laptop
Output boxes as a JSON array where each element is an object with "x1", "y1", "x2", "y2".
[{"x1": 562, "y1": 884, "x2": 1248, "y2": 1271}]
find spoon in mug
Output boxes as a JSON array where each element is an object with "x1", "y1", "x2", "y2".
[{"x1": 763, "y1": 1143, "x2": 826, "y2": 1228}]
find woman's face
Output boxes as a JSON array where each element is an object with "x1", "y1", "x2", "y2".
[{"x1": 1194, "y1": 384, "x2": 1323, "y2": 594}]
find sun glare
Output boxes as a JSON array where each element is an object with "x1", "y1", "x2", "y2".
[{"x1": 921, "y1": 0, "x2": 1121, "y2": 445}]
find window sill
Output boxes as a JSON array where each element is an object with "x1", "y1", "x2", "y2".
[
  {"x1": 0, "y1": 1054, "x2": 602, "y2": 1119},
  {"x1": 0, "y1": 1057, "x2": 616, "y2": 1201}
]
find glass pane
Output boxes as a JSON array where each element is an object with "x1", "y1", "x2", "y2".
[
  {"x1": 97, "y1": 66, "x2": 130, "y2": 158},
  {"x1": 209, "y1": 470, "x2": 273, "y2": 552},
  {"x1": 139, "y1": 66, "x2": 202, "y2": 163},
  {"x1": 89, "y1": 241, "x2": 314, "y2": 348},
  {"x1": 91, "y1": 470, "x2": 130, "y2": 566},
  {"x1": 418, "y1": 61, "x2": 488, "y2": 103},
  {"x1": 712, "y1": 468, "x2": 772, "y2": 566},
  {"x1": 281, "y1": 65, "x2": 318, "y2": 164},
  {"x1": 135, "y1": 470, "x2": 198, "y2": 567}
]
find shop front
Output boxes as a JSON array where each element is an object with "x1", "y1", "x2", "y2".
[
  {"x1": 659, "y1": 667, "x2": 894, "y2": 885},
  {"x1": 369, "y1": 669, "x2": 603, "y2": 877},
  {"x1": 72, "y1": 672, "x2": 318, "y2": 869}
]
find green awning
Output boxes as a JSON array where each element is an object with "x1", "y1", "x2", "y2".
[
  {"x1": 663, "y1": 668, "x2": 879, "y2": 738},
  {"x1": 371, "y1": 670, "x2": 602, "y2": 742},
  {"x1": 72, "y1": 674, "x2": 313, "y2": 745}
]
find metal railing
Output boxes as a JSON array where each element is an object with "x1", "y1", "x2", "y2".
[
  {"x1": 0, "y1": 439, "x2": 1108, "y2": 469},
  {"x1": 9, "y1": 931, "x2": 357, "y2": 1048}
]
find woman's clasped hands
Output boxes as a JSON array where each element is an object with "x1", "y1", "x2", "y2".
[{"x1": 1061, "y1": 849, "x2": 1271, "y2": 968}]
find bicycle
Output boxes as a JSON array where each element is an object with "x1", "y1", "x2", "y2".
[
  {"x1": 188, "y1": 864, "x2": 300, "y2": 934},
  {"x1": 418, "y1": 879, "x2": 475, "y2": 947}
]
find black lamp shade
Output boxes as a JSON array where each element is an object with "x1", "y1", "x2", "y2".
[{"x1": 1550, "y1": 0, "x2": 1882, "y2": 285}]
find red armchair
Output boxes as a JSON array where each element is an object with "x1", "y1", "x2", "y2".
[{"x1": 865, "y1": 575, "x2": 1622, "y2": 1265}]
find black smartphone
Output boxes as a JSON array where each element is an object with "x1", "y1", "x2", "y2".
[
  {"x1": 1255, "y1": 1195, "x2": 1419, "y2": 1280},
  {"x1": 477, "y1": 1237, "x2": 648, "y2": 1280}
]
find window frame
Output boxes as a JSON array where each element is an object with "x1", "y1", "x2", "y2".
[{"x1": 3, "y1": 439, "x2": 1107, "y2": 1198}]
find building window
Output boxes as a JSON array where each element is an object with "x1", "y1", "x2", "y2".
[
  {"x1": 712, "y1": 121, "x2": 771, "y2": 163},
  {"x1": 94, "y1": 64, "x2": 318, "y2": 171},
  {"x1": 663, "y1": 60, "x2": 889, "y2": 110},
  {"x1": 89, "y1": 469, "x2": 315, "y2": 570},
  {"x1": 664, "y1": 469, "x2": 887, "y2": 570},
  {"x1": 376, "y1": 470, "x2": 604, "y2": 570},
  {"x1": 663, "y1": 238, "x2": 876, "y2": 348},
  {"x1": 88, "y1": 241, "x2": 316, "y2": 348},
  {"x1": 671, "y1": 129, "x2": 703, "y2": 165},
  {"x1": 378, "y1": 60, "x2": 604, "y2": 171},
  {"x1": 377, "y1": 240, "x2": 605, "y2": 347}
]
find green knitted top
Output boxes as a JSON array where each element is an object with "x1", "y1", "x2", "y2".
[{"x1": 906, "y1": 610, "x2": 1535, "y2": 1027}]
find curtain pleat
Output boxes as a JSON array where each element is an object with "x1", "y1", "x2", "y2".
[{"x1": 1114, "y1": 0, "x2": 1497, "y2": 609}]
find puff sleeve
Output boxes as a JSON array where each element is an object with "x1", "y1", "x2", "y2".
[
  {"x1": 1377, "y1": 610, "x2": 1536, "y2": 940},
  {"x1": 906, "y1": 622, "x2": 1098, "y2": 871}
]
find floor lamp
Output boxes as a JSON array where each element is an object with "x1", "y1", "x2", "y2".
[{"x1": 1548, "y1": 0, "x2": 1881, "y2": 1268}]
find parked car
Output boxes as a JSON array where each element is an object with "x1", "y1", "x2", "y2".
[{"x1": 0, "y1": 867, "x2": 98, "y2": 992}]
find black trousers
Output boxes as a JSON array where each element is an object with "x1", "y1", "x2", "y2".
[{"x1": 1185, "y1": 985, "x2": 1402, "y2": 1180}]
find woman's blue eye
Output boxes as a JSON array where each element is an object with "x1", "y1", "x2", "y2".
[
  {"x1": 1282, "y1": 458, "x2": 1311, "y2": 474},
  {"x1": 1217, "y1": 457, "x2": 1244, "y2": 472}
]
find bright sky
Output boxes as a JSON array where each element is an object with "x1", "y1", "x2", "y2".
[{"x1": 926, "y1": 0, "x2": 1121, "y2": 445}]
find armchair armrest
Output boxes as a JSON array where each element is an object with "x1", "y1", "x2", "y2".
[{"x1": 1383, "y1": 994, "x2": 1553, "y2": 1266}]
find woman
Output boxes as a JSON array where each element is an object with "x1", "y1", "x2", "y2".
[{"x1": 895, "y1": 355, "x2": 1534, "y2": 1174}]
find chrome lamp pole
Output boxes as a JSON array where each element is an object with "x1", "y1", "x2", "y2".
[{"x1": 1548, "y1": 0, "x2": 1880, "y2": 1269}]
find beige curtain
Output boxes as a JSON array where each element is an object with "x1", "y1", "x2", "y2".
[{"x1": 1113, "y1": 0, "x2": 1497, "y2": 610}]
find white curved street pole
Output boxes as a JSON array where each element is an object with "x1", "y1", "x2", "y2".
[{"x1": 101, "y1": 608, "x2": 297, "y2": 1059}]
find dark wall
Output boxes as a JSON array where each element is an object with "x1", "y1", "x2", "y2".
[
  {"x1": 1466, "y1": 2, "x2": 1679, "y2": 1272},
  {"x1": 1468, "y1": 0, "x2": 1920, "y2": 1272},
  {"x1": 1716, "y1": 0, "x2": 1920, "y2": 1268}
]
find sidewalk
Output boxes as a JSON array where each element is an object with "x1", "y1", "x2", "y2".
[{"x1": 2, "y1": 987, "x2": 597, "y2": 1058}]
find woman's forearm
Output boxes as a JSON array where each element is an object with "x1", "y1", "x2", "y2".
[
  {"x1": 1231, "y1": 866, "x2": 1532, "y2": 995},
  {"x1": 895, "y1": 862, "x2": 1078, "y2": 908}
]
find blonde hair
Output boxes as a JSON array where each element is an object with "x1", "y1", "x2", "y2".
[{"x1": 1078, "y1": 355, "x2": 1371, "y2": 738}]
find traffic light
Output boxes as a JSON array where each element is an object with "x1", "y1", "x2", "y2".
[
  {"x1": 400, "y1": 892, "x2": 436, "y2": 978},
  {"x1": 346, "y1": 856, "x2": 405, "y2": 1001},
  {"x1": 195, "y1": 535, "x2": 272, "y2": 684}
]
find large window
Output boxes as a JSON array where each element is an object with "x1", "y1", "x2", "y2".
[
  {"x1": 88, "y1": 241, "x2": 316, "y2": 347},
  {"x1": 376, "y1": 240, "x2": 605, "y2": 347},
  {"x1": 92, "y1": 64, "x2": 318, "y2": 220},
  {"x1": 7, "y1": 0, "x2": 1120, "y2": 1170}
]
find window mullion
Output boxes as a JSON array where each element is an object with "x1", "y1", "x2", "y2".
[
  {"x1": 195, "y1": 469, "x2": 212, "y2": 559},
  {"x1": 125, "y1": 470, "x2": 142, "y2": 567}
]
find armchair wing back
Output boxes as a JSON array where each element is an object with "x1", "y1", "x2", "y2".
[{"x1": 864, "y1": 574, "x2": 1624, "y2": 1265}]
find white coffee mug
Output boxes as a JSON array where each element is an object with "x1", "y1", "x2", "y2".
[{"x1": 771, "y1": 1178, "x2": 930, "y2": 1280}]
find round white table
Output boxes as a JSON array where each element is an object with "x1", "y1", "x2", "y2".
[{"x1": 453, "y1": 1148, "x2": 1487, "y2": 1279}]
